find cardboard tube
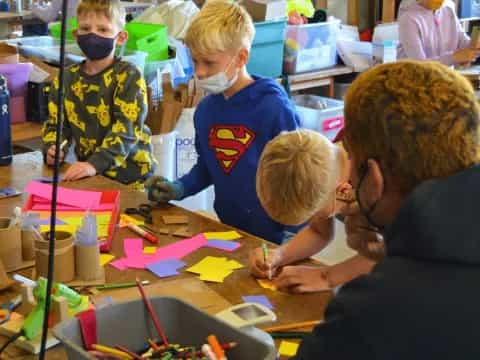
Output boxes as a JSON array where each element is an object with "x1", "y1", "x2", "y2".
[
  {"x1": 75, "y1": 244, "x2": 101, "y2": 281},
  {"x1": 36, "y1": 231, "x2": 75, "y2": 283},
  {"x1": 21, "y1": 228, "x2": 38, "y2": 261},
  {"x1": 0, "y1": 218, "x2": 22, "y2": 271}
]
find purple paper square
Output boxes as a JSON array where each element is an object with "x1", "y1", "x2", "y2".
[
  {"x1": 146, "y1": 258, "x2": 186, "y2": 278},
  {"x1": 206, "y1": 239, "x2": 241, "y2": 252}
]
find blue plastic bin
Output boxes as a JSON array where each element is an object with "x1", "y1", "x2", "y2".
[
  {"x1": 247, "y1": 19, "x2": 287, "y2": 78},
  {"x1": 459, "y1": 0, "x2": 480, "y2": 18}
]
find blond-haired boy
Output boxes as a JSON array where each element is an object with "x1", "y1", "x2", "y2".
[
  {"x1": 250, "y1": 129, "x2": 379, "y2": 292},
  {"x1": 42, "y1": 0, "x2": 155, "y2": 187},
  {"x1": 146, "y1": 0, "x2": 300, "y2": 244}
]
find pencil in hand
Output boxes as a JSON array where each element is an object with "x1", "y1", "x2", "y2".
[{"x1": 262, "y1": 242, "x2": 272, "y2": 280}]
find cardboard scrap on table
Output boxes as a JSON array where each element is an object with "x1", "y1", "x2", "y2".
[
  {"x1": 172, "y1": 226, "x2": 193, "y2": 238},
  {"x1": 162, "y1": 215, "x2": 189, "y2": 225}
]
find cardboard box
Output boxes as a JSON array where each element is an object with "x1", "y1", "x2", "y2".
[
  {"x1": 242, "y1": 0, "x2": 286, "y2": 22},
  {"x1": 0, "y1": 44, "x2": 19, "y2": 64}
]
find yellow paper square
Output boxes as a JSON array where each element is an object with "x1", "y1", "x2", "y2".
[
  {"x1": 62, "y1": 217, "x2": 84, "y2": 226},
  {"x1": 144, "y1": 246, "x2": 157, "y2": 254},
  {"x1": 99, "y1": 254, "x2": 115, "y2": 267},
  {"x1": 40, "y1": 224, "x2": 78, "y2": 234},
  {"x1": 203, "y1": 231, "x2": 242, "y2": 241},
  {"x1": 278, "y1": 341, "x2": 299, "y2": 357},
  {"x1": 226, "y1": 260, "x2": 243, "y2": 270},
  {"x1": 198, "y1": 269, "x2": 233, "y2": 283},
  {"x1": 257, "y1": 278, "x2": 277, "y2": 291}
]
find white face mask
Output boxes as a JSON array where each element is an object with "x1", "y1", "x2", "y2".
[{"x1": 196, "y1": 57, "x2": 239, "y2": 94}]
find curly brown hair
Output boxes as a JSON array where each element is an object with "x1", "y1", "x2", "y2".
[{"x1": 344, "y1": 60, "x2": 480, "y2": 193}]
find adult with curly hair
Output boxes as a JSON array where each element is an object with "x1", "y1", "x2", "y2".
[
  {"x1": 398, "y1": 0, "x2": 480, "y2": 65},
  {"x1": 293, "y1": 60, "x2": 480, "y2": 359}
]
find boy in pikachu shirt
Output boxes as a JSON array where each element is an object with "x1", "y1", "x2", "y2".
[{"x1": 42, "y1": 0, "x2": 155, "y2": 187}]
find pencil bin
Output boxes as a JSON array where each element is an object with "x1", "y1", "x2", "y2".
[
  {"x1": 75, "y1": 243, "x2": 101, "y2": 281},
  {"x1": 36, "y1": 231, "x2": 75, "y2": 283},
  {"x1": 0, "y1": 218, "x2": 22, "y2": 271},
  {"x1": 21, "y1": 227, "x2": 38, "y2": 261},
  {"x1": 54, "y1": 297, "x2": 276, "y2": 360}
]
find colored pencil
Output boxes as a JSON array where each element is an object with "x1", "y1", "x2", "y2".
[{"x1": 136, "y1": 278, "x2": 169, "y2": 345}]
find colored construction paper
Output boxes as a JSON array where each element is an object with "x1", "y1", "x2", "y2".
[
  {"x1": 38, "y1": 218, "x2": 66, "y2": 225},
  {"x1": 242, "y1": 295, "x2": 273, "y2": 310},
  {"x1": 96, "y1": 214, "x2": 112, "y2": 225},
  {"x1": 199, "y1": 269, "x2": 233, "y2": 283},
  {"x1": 124, "y1": 238, "x2": 144, "y2": 257},
  {"x1": 144, "y1": 234, "x2": 208, "y2": 265},
  {"x1": 97, "y1": 224, "x2": 109, "y2": 238},
  {"x1": 257, "y1": 279, "x2": 277, "y2": 291},
  {"x1": 278, "y1": 341, "x2": 299, "y2": 357},
  {"x1": 203, "y1": 231, "x2": 242, "y2": 240},
  {"x1": 109, "y1": 259, "x2": 128, "y2": 271},
  {"x1": 144, "y1": 246, "x2": 157, "y2": 254},
  {"x1": 62, "y1": 216, "x2": 84, "y2": 226},
  {"x1": 122, "y1": 257, "x2": 149, "y2": 269},
  {"x1": 100, "y1": 254, "x2": 115, "y2": 267},
  {"x1": 31, "y1": 203, "x2": 114, "y2": 211},
  {"x1": 206, "y1": 240, "x2": 241, "y2": 252},
  {"x1": 226, "y1": 259, "x2": 244, "y2": 270},
  {"x1": 25, "y1": 181, "x2": 102, "y2": 209},
  {"x1": 146, "y1": 258, "x2": 186, "y2": 278}
]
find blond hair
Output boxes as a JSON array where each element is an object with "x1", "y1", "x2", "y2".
[
  {"x1": 185, "y1": 0, "x2": 255, "y2": 56},
  {"x1": 77, "y1": 0, "x2": 126, "y2": 30},
  {"x1": 344, "y1": 60, "x2": 480, "y2": 194},
  {"x1": 256, "y1": 130, "x2": 340, "y2": 226}
]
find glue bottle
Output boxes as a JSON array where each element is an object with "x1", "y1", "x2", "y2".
[{"x1": 0, "y1": 75, "x2": 12, "y2": 166}]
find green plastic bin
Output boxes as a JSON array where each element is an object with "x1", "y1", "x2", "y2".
[
  {"x1": 49, "y1": 18, "x2": 77, "y2": 41},
  {"x1": 247, "y1": 19, "x2": 287, "y2": 78},
  {"x1": 126, "y1": 22, "x2": 168, "y2": 63}
]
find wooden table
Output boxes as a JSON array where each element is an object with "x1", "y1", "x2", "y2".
[
  {"x1": 0, "y1": 152, "x2": 332, "y2": 359},
  {"x1": 285, "y1": 65, "x2": 354, "y2": 96},
  {"x1": 11, "y1": 122, "x2": 42, "y2": 143}
]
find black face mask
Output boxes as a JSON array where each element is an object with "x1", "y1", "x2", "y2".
[
  {"x1": 77, "y1": 32, "x2": 117, "y2": 61},
  {"x1": 355, "y1": 162, "x2": 385, "y2": 232}
]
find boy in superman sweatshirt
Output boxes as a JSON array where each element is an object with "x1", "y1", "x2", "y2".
[{"x1": 146, "y1": 0, "x2": 300, "y2": 244}]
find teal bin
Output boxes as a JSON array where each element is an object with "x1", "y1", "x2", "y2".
[
  {"x1": 247, "y1": 19, "x2": 287, "y2": 78},
  {"x1": 126, "y1": 22, "x2": 169, "y2": 63}
]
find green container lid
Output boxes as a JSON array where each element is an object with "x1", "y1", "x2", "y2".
[{"x1": 125, "y1": 22, "x2": 168, "y2": 63}]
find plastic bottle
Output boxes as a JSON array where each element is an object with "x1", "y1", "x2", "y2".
[
  {"x1": 0, "y1": 1, "x2": 9, "y2": 12},
  {"x1": 0, "y1": 75, "x2": 12, "y2": 166}
]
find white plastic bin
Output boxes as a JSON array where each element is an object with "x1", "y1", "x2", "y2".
[
  {"x1": 294, "y1": 95, "x2": 344, "y2": 141},
  {"x1": 284, "y1": 20, "x2": 339, "y2": 74}
]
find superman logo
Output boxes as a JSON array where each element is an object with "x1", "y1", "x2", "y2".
[{"x1": 208, "y1": 125, "x2": 256, "y2": 174}]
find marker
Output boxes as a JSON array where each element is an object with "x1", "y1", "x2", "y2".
[
  {"x1": 60, "y1": 139, "x2": 68, "y2": 150},
  {"x1": 91, "y1": 344, "x2": 132, "y2": 359},
  {"x1": 262, "y1": 242, "x2": 272, "y2": 280},
  {"x1": 207, "y1": 335, "x2": 225, "y2": 360},
  {"x1": 127, "y1": 223, "x2": 158, "y2": 244}
]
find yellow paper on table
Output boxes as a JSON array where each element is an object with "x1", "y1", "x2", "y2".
[
  {"x1": 187, "y1": 256, "x2": 241, "y2": 274},
  {"x1": 39, "y1": 224, "x2": 78, "y2": 234},
  {"x1": 100, "y1": 254, "x2": 115, "y2": 266},
  {"x1": 199, "y1": 269, "x2": 233, "y2": 283},
  {"x1": 257, "y1": 278, "x2": 277, "y2": 291},
  {"x1": 278, "y1": 341, "x2": 299, "y2": 357},
  {"x1": 203, "y1": 231, "x2": 242, "y2": 241},
  {"x1": 144, "y1": 246, "x2": 157, "y2": 254},
  {"x1": 226, "y1": 259, "x2": 243, "y2": 270}
]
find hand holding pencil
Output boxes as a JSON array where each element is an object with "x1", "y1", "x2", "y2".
[
  {"x1": 249, "y1": 245, "x2": 283, "y2": 280},
  {"x1": 46, "y1": 139, "x2": 68, "y2": 166}
]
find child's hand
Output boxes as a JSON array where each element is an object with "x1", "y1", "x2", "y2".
[
  {"x1": 145, "y1": 176, "x2": 180, "y2": 203},
  {"x1": 249, "y1": 247, "x2": 283, "y2": 279},
  {"x1": 46, "y1": 145, "x2": 65, "y2": 166},
  {"x1": 274, "y1": 266, "x2": 331, "y2": 293},
  {"x1": 63, "y1": 162, "x2": 97, "y2": 181}
]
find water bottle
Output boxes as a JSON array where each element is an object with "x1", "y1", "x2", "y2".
[
  {"x1": 0, "y1": 75, "x2": 13, "y2": 166},
  {"x1": 0, "y1": 1, "x2": 9, "y2": 12}
]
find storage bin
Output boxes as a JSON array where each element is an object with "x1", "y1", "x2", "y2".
[
  {"x1": 460, "y1": 0, "x2": 480, "y2": 18},
  {"x1": 247, "y1": 19, "x2": 287, "y2": 78},
  {"x1": 54, "y1": 297, "x2": 275, "y2": 360},
  {"x1": 125, "y1": 22, "x2": 168, "y2": 63},
  {"x1": 284, "y1": 20, "x2": 339, "y2": 74},
  {"x1": 293, "y1": 94, "x2": 344, "y2": 141},
  {"x1": 49, "y1": 18, "x2": 77, "y2": 41}
]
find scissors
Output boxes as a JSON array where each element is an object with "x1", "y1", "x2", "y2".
[{"x1": 124, "y1": 203, "x2": 153, "y2": 224}]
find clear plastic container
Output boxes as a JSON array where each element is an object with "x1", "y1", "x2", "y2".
[
  {"x1": 293, "y1": 94, "x2": 344, "y2": 141},
  {"x1": 284, "y1": 20, "x2": 339, "y2": 74}
]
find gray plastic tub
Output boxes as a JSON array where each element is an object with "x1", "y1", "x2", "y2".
[
  {"x1": 53, "y1": 297, "x2": 275, "y2": 360},
  {"x1": 294, "y1": 94, "x2": 344, "y2": 141}
]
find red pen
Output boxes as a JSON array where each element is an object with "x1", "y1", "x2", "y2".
[{"x1": 127, "y1": 223, "x2": 158, "y2": 244}]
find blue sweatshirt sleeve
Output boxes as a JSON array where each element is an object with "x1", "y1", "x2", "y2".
[
  {"x1": 176, "y1": 108, "x2": 212, "y2": 199},
  {"x1": 270, "y1": 96, "x2": 300, "y2": 138}
]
